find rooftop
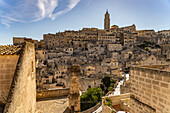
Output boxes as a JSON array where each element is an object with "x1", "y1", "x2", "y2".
[
  {"x1": 0, "y1": 45, "x2": 22, "y2": 55},
  {"x1": 36, "y1": 97, "x2": 69, "y2": 113}
]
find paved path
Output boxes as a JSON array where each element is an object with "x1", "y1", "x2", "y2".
[
  {"x1": 36, "y1": 97, "x2": 69, "y2": 113},
  {"x1": 109, "y1": 74, "x2": 129, "y2": 96},
  {"x1": 93, "y1": 74, "x2": 130, "y2": 113}
]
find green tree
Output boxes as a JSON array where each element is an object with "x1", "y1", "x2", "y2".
[
  {"x1": 80, "y1": 87, "x2": 102, "y2": 111},
  {"x1": 102, "y1": 75, "x2": 111, "y2": 88}
]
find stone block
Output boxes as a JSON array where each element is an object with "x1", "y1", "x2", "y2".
[
  {"x1": 0, "y1": 85, "x2": 3, "y2": 90},
  {"x1": 147, "y1": 73, "x2": 155, "y2": 79},
  {"x1": 160, "y1": 82, "x2": 169, "y2": 88},
  {"x1": 0, "y1": 75, "x2": 4, "y2": 79},
  {"x1": 152, "y1": 80, "x2": 159, "y2": 86},
  {"x1": 163, "y1": 76, "x2": 170, "y2": 83},
  {"x1": 155, "y1": 75, "x2": 162, "y2": 81},
  {"x1": 145, "y1": 78, "x2": 151, "y2": 83},
  {"x1": 3, "y1": 85, "x2": 11, "y2": 90},
  {"x1": 4, "y1": 74, "x2": 12, "y2": 79},
  {"x1": 2, "y1": 79, "x2": 10, "y2": 84},
  {"x1": 145, "y1": 83, "x2": 152, "y2": 88},
  {"x1": 161, "y1": 88, "x2": 168, "y2": 94},
  {"x1": 153, "y1": 85, "x2": 160, "y2": 91},
  {"x1": 139, "y1": 77, "x2": 144, "y2": 81}
]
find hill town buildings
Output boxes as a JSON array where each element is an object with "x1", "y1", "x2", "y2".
[{"x1": 1, "y1": 10, "x2": 169, "y2": 113}]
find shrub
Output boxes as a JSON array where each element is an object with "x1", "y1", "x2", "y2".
[
  {"x1": 110, "y1": 83, "x2": 114, "y2": 87},
  {"x1": 104, "y1": 98, "x2": 112, "y2": 107},
  {"x1": 145, "y1": 47, "x2": 149, "y2": 51},
  {"x1": 108, "y1": 86, "x2": 113, "y2": 91}
]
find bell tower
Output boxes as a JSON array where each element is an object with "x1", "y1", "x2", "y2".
[{"x1": 104, "y1": 9, "x2": 110, "y2": 30}]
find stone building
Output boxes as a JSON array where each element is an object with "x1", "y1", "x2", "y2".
[
  {"x1": 121, "y1": 24, "x2": 136, "y2": 33},
  {"x1": 107, "y1": 44, "x2": 122, "y2": 51},
  {"x1": 157, "y1": 29, "x2": 170, "y2": 37},
  {"x1": 130, "y1": 65, "x2": 170, "y2": 113},
  {"x1": 140, "y1": 54, "x2": 167, "y2": 65},
  {"x1": 0, "y1": 41, "x2": 36, "y2": 113},
  {"x1": 13, "y1": 37, "x2": 38, "y2": 48},
  {"x1": 104, "y1": 9, "x2": 110, "y2": 30},
  {"x1": 69, "y1": 66, "x2": 81, "y2": 113},
  {"x1": 137, "y1": 30, "x2": 155, "y2": 37}
]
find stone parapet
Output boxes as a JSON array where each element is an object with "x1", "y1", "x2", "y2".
[{"x1": 36, "y1": 88, "x2": 70, "y2": 100}]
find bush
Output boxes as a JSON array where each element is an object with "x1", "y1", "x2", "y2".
[
  {"x1": 108, "y1": 87, "x2": 113, "y2": 91},
  {"x1": 110, "y1": 83, "x2": 114, "y2": 87},
  {"x1": 104, "y1": 98, "x2": 112, "y2": 107},
  {"x1": 111, "y1": 109, "x2": 116, "y2": 113},
  {"x1": 145, "y1": 47, "x2": 149, "y2": 51},
  {"x1": 111, "y1": 79, "x2": 116, "y2": 84}
]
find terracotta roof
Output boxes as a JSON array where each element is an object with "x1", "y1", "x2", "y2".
[{"x1": 0, "y1": 45, "x2": 22, "y2": 55}]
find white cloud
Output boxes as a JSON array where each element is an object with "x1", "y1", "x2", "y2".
[
  {"x1": 0, "y1": 0, "x2": 81, "y2": 27},
  {"x1": 51, "y1": 0, "x2": 80, "y2": 20}
]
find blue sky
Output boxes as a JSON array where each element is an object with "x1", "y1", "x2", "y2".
[{"x1": 0, "y1": 0, "x2": 170, "y2": 44}]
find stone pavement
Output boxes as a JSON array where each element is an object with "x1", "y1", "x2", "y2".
[{"x1": 36, "y1": 97, "x2": 69, "y2": 113}]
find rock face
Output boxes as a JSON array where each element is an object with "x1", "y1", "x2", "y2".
[{"x1": 69, "y1": 66, "x2": 81, "y2": 113}]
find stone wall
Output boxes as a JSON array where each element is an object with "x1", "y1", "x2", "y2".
[
  {"x1": 130, "y1": 95, "x2": 156, "y2": 113},
  {"x1": 81, "y1": 102, "x2": 101, "y2": 113},
  {"x1": 120, "y1": 81, "x2": 130, "y2": 94},
  {"x1": 130, "y1": 66, "x2": 170, "y2": 113},
  {"x1": 3, "y1": 41, "x2": 36, "y2": 113},
  {"x1": 0, "y1": 55, "x2": 19, "y2": 104},
  {"x1": 36, "y1": 88, "x2": 70, "y2": 100},
  {"x1": 69, "y1": 66, "x2": 81, "y2": 113},
  {"x1": 102, "y1": 93, "x2": 130, "y2": 113},
  {"x1": 79, "y1": 78, "x2": 102, "y2": 91},
  {"x1": 103, "y1": 93, "x2": 130, "y2": 107},
  {"x1": 102, "y1": 105, "x2": 113, "y2": 113}
]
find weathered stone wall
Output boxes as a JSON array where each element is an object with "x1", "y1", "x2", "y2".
[
  {"x1": 102, "y1": 105, "x2": 113, "y2": 113},
  {"x1": 0, "y1": 55, "x2": 19, "y2": 104},
  {"x1": 79, "y1": 78, "x2": 102, "y2": 91},
  {"x1": 36, "y1": 88, "x2": 70, "y2": 100},
  {"x1": 120, "y1": 99, "x2": 130, "y2": 112},
  {"x1": 102, "y1": 93, "x2": 130, "y2": 113},
  {"x1": 130, "y1": 96, "x2": 156, "y2": 113},
  {"x1": 130, "y1": 66, "x2": 170, "y2": 113},
  {"x1": 120, "y1": 81, "x2": 130, "y2": 94},
  {"x1": 3, "y1": 41, "x2": 36, "y2": 113},
  {"x1": 69, "y1": 66, "x2": 81, "y2": 113},
  {"x1": 103, "y1": 93, "x2": 130, "y2": 107},
  {"x1": 81, "y1": 102, "x2": 101, "y2": 113}
]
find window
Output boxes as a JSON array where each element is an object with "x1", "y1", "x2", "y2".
[{"x1": 32, "y1": 61, "x2": 34, "y2": 72}]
